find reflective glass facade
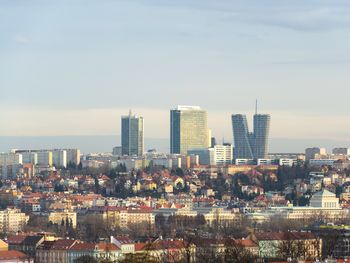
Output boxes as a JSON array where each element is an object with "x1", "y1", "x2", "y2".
[
  {"x1": 170, "y1": 106, "x2": 209, "y2": 155},
  {"x1": 231, "y1": 114, "x2": 270, "y2": 159},
  {"x1": 121, "y1": 115, "x2": 144, "y2": 156}
]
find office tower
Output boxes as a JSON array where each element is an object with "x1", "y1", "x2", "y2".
[
  {"x1": 170, "y1": 106, "x2": 209, "y2": 155},
  {"x1": 121, "y1": 112, "x2": 144, "y2": 156},
  {"x1": 231, "y1": 114, "x2": 254, "y2": 159},
  {"x1": 231, "y1": 108, "x2": 270, "y2": 159},
  {"x1": 253, "y1": 114, "x2": 271, "y2": 159},
  {"x1": 305, "y1": 147, "x2": 327, "y2": 160}
]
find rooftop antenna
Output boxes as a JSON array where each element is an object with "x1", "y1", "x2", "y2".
[
  {"x1": 129, "y1": 109, "x2": 132, "y2": 117},
  {"x1": 255, "y1": 99, "x2": 258, "y2": 115}
]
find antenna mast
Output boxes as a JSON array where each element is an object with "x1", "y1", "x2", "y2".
[{"x1": 255, "y1": 99, "x2": 258, "y2": 115}]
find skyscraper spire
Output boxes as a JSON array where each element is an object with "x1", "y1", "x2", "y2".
[{"x1": 255, "y1": 99, "x2": 258, "y2": 115}]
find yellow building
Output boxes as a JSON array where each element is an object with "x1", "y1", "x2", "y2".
[
  {"x1": 48, "y1": 211, "x2": 77, "y2": 228},
  {"x1": 0, "y1": 208, "x2": 29, "y2": 233}
]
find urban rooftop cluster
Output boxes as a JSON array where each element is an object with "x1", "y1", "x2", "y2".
[{"x1": 0, "y1": 106, "x2": 350, "y2": 263}]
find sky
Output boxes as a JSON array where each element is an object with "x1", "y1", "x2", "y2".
[{"x1": 1, "y1": 0, "x2": 350, "y2": 151}]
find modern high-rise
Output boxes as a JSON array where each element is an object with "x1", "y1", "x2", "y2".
[
  {"x1": 231, "y1": 113, "x2": 270, "y2": 159},
  {"x1": 170, "y1": 106, "x2": 209, "y2": 155},
  {"x1": 253, "y1": 114, "x2": 271, "y2": 159},
  {"x1": 121, "y1": 112, "x2": 144, "y2": 156}
]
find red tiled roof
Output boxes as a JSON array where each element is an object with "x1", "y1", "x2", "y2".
[
  {"x1": 51, "y1": 239, "x2": 76, "y2": 250},
  {"x1": 234, "y1": 239, "x2": 257, "y2": 248},
  {"x1": 134, "y1": 243, "x2": 146, "y2": 251},
  {"x1": 127, "y1": 207, "x2": 154, "y2": 213},
  {"x1": 0, "y1": 250, "x2": 30, "y2": 260},
  {"x1": 97, "y1": 243, "x2": 120, "y2": 251},
  {"x1": 70, "y1": 242, "x2": 95, "y2": 251},
  {"x1": 152, "y1": 240, "x2": 184, "y2": 250},
  {"x1": 7, "y1": 235, "x2": 27, "y2": 245}
]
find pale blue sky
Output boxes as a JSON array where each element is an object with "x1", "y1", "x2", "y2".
[{"x1": 1, "y1": 0, "x2": 350, "y2": 147}]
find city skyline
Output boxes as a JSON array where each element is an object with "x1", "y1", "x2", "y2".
[{"x1": 2, "y1": 1, "x2": 350, "y2": 261}]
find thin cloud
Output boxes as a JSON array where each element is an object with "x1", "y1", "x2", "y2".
[
  {"x1": 252, "y1": 7, "x2": 350, "y2": 32},
  {"x1": 14, "y1": 34, "x2": 30, "y2": 44}
]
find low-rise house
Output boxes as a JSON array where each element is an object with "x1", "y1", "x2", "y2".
[{"x1": 36, "y1": 239, "x2": 77, "y2": 263}]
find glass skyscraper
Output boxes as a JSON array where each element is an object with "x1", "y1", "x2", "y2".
[
  {"x1": 231, "y1": 113, "x2": 270, "y2": 159},
  {"x1": 121, "y1": 113, "x2": 144, "y2": 156},
  {"x1": 170, "y1": 106, "x2": 209, "y2": 155}
]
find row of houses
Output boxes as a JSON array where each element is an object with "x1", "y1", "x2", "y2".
[{"x1": 0, "y1": 231, "x2": 325, "y2": 263}]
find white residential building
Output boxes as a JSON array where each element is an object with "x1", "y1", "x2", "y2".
[
  {"x1": 188, "y1": 144, "x2": 233, "y2": 166},
  {"x1": 36, "y1": 151, "x2": 53, "y2": 166},
  {"x1": 0, "y1": 153, "x2": 23, "y2": 178},
  {"x1": 52, "y1": 149, "x2": 67, "y2": 168},
  {"x1": 66, "y1": 149, "x2": 81, "y2": 165},
  {"x1": 21, "y1": 152, "x2": 38, "y2": 164}
]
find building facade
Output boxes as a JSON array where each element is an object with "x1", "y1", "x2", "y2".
[
  {"x1": 52, "y1": 150, "x2": 67, "y2": 168},
  {"x1": 231, "y1": 113, "x2": 270, "y2": 159},
  {"x1": 170, "y1": 106, "x2": 209, "y2": 155},
  {"x1": 0, "y1": 208, "x2": 29, "y2": 233},
  {"x1": 188, "y1": 144, "x2": 233, "y2": 166},
  {"x1": 121, "y1": 113, "x2": 144, "y2": 156}
]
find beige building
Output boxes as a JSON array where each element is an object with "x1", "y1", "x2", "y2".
[
  {"x1": 48, "y1": 211, "x2": 77, "y2": 228},
  {"x1": 0, "y1": 208, "x2": 29, "y2": 233},
  {"x1": 199, "y1": 207, "x2": 240, "y2": 226},
  {"x1": 120, "y1": 208, "x2": 155, "y2": 228}
]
